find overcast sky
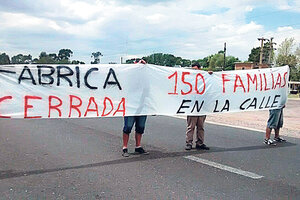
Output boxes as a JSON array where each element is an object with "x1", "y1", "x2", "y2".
[{"x1": 0, "y1": 0, "x2": 300, "y2": 63}]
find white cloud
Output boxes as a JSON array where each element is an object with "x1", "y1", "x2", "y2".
[
  {"x1": 277, "y1": 26, "x2": 294, "y2": 32},
  {"x1": 146, "y1": 13, "x2": 166, "y2": 24},
  {"x1": 0, "y1": 12, "x2": 61, "y2": 30},
  {"x1": 274, "y1": 26, "x2": 300, "y2": 45},
  {"x1": 0, "y1": 0, "x2": 300, "y2": 63},
  {"x1": 236, "y1": 21, "x2": 263, "y2": 34},
  {"x1": 245, "y1": 6, "x2": 253, "y2": 12},
  {"x1": 60, "y1": 0, "x2": 102, "y2": 20}
]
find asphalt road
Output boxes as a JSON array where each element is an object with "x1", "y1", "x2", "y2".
[{"x1": 0, "y1": 116, "x2": 299, "y2": 199}]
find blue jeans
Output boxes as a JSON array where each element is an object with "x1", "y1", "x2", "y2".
[
  {"x1": 123, "y1": 116, "x2": 147, "y2": 134},
  {"x1": 267, "y1": 108, "x2": 283, "y2": 129}
]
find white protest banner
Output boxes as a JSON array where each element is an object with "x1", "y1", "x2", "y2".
[{"x1": 0, "y1": 64, "x2": 289, "y2": 118}]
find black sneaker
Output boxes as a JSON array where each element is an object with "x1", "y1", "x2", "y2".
[
  {"x1": 196, "y1": 144, "x2": 210, "y2": 150},
  {"x1": 135, "y1": 147, "x2": 149, "y2": 155},
  {"x1": 264, "y1": 138, "x2": 276, "y2": 146},
  {"x1": 274, "y1": 137, "x2": 286, "y2": 142},
  {"x1": 122, "y1": 148, "x2": 129, "y2": 157},
  {"x1": 185, "y1": 143, "x2": 192, "y2": 150}
]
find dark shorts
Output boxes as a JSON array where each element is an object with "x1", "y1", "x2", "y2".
[
  {"x1": 123, "y1": 116, "x2": 147, "y2": 134},
  {"x1": 267, "y1": 108, "x2": 283, "y2": 129}
]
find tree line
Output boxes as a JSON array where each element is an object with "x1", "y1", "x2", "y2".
[
  {"x1": 126, "y1": 37, "x2": 300, "y2": 81},
  {"x1": 126, "y1": 51, "x2": 240, "y2": 71},
  {"x1": 0, "y1": 49, "x2": 85, "y2": 65},
  {"x1": 0, "y1": 37, "x2": 299, "y2": 81}
]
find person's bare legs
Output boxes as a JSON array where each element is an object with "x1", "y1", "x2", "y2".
[
  {"x1": 265, "y1": 127, "x2": 276, "y2": 145},
  {"x1": 135, "y1": 132, "x2": 142, "y2": 147},
  {"x1": 273, "y1": 128, "x2": 286, "y2": 142},
  {"x1": 134, "y1": 132, "x2": 149, "y2": 154},
  {"x1": 123, "y1": 133, "x2": 129, "y2": 149},
  {"x1": 265, "y1": 127, "x2": 272, "y2": 139},
  {"x1": 274, "y1": 129, "x2": 280, "y2": 138},
  {"x1": 122, "y1": 133, "x2": 130, "y2": 157}
]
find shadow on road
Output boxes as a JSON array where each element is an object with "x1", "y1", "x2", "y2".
[{"x1": 0, "y1": 142, "x2": 296, "y2": 180}]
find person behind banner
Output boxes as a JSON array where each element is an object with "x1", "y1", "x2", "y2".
[
  {"x1": 122, "y1": 59, "x2": 149, "y2": 157},
  {"x1": 264, "y1": 106, "x2": 286, "y2": 145},
  {"x1": 185, "y1": 63, "x2": 212, "y2": 151}
]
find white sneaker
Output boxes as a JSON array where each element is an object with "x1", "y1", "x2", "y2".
[{"x1": 264, "y1": 138, "x2": 276, "y2": 146}]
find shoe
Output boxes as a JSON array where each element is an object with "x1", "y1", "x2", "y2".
[
  {"x1": 122, "y1": 148, "x2": 129, "y2": 157},
  {"x1": 185, "y1": 143, "x2": 192, "y2": 150},
  {"x1": 135, "y1": 147, "x2": 149, "y2": 155},
  {"x1": 274, "y1": 137, "x2": 286, "y2": 142},
  {"x1": 264, "y1": 139, "x2": 276, "y2": 146},
  {"x1": 196, "y1": 144, "x2": 210, "y2": 150}
]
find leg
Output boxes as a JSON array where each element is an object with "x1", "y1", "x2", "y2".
[
  {"x1": 264, "y1": 127, "x2": 276, "y2": 145},
  {"x1": 186, "y1": 116, "x2": 197, "y2": 145},
  {"x1": 134, "y1": 115, "x2": 147, "y2": 147},
  {"x1": 274, "y1": 108, "x2": 286, "y2": 142},
  {"x1": 274, "y1": 128, "x2": 286, "y2": 142},
  {"x1": 265, "y1": 110, "x2": 276, "y2": 145},
  {"x1": 135, "y1": 133, "x2": 142, "y2": 147},
  {"x1": 195, "y1": 115, "x2": 206, "y2": 145},
  {"x1": 274, "y1": 128, "x2": 280, "y2": 138},
  {"x1": 265, "y1": 127, "x2": 272, "y2": 140},
  {"x1": 122, "y1": 116, "x2": 135, "y2": 149},
  {"x1": 134, "y1": 116, "x2": 149, "y2": 154},
  {"x1": 123, "y1": 133, "x2": 129, "y2": 149},
  {"x1": 195, "y1": 116, "x2": 209, "y2": 150},
  {"x1": 122, "y1": 116, "x2": 135, "y2": 157}
]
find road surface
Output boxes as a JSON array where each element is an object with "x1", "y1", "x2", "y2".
[{"x1": 0, "y1": 116, "x2": 299, "y2": 199}]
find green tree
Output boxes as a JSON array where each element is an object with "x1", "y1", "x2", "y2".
[
  {"x1": 248, "y1": 47, "x2": 260, "y2": 63},
  {"x1": 195, "y1": 56, "x2": 211, "y2": 68},
  {"x1": 36, "y1": 56, "x2": 57, "y2": 64},
  {"x1": 125, "y1": 58, "x2": 137, "y2": 64},
  {"x1": 248, "y1": 42, "x2": 271, "y2": 64},
  {"x1": 11, "y1": 54, "x2": 32, "y2": 64},
  {"x1": 49, "y1": 53, "x2": 58, "y2": 61},
  {"x1": 126, "y1": 52, "x2": 240, "y2": 70},
  {"x1": 181, "y1": 59, "x2": 191, "y2": 67},
  {"x1": 91, "y1": 51, "x2": 103, "y2": 64},
  {"x1": 32, "y1": 58, "x2": 39, "y2": 63},
  {"x1": 225, "y1": 56, "x2": 240, "y2": 70},
  {"x1": 277, "y1": 38, "x2": 294, "y2": 57},
  {"x1": 58, "y1": 49, "x2": 73, "y2": 61},
  {"x1": 0, "y1": 53, "x2": 10, "y2": 64},
  {"x1": 36, "y1": 50, "x2": 79, "y2": 64},
  {"x1": 39, "y1": 52, "x2": 47, "y2": 59},
  {"x1": 295, "y1": 45, "x2": 300, "y2": 80},
  {"x1": 276, "y1": 54, "x2": 297, "y2": 67},
  {"x1": 163, "y1": 54, "x2": 178, "y2": 66},
  {"x1": 209, "y1": 53, "x2": 224, "y2": 70},
  {"x1": 71, "y1": 60, "x2": 85, "y2": 64},
  {"x1": 36, "y1": 52, "x2": 57, "y2": 64},
  {"x1": 140, "y1": 53, "x2": 192, "y2": 67},
  {"x1": 295, "y1": 45, "x2": 300, "y2": 61},
  {"x1": 208, "y1": 52, "x2": 240, "y2": 71},
  {"x1": 276, "y1": 38, "x2": 299, "y2": 81}
]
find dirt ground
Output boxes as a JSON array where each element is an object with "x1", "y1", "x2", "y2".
[{"x1": 206, "y1": 98, "x2": 300, "y2": 138}]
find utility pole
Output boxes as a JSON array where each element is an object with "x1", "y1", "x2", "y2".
[
  {"x1": 268, "y1": 37, "x2": 276, "y2": 66},
  {"x1": 258, "y1": 37, "x2": 268, "y2": 65},
  {"x1": 223, "y1": 42, "x2": 226, "y2": 71}
]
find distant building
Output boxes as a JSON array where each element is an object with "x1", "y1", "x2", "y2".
[
  {"x1": 235, "y1": 62, "x2": 269, "y2": 70},
  {"x1": 289, "y1": 81, "x2": 300, "y2": 95}
]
